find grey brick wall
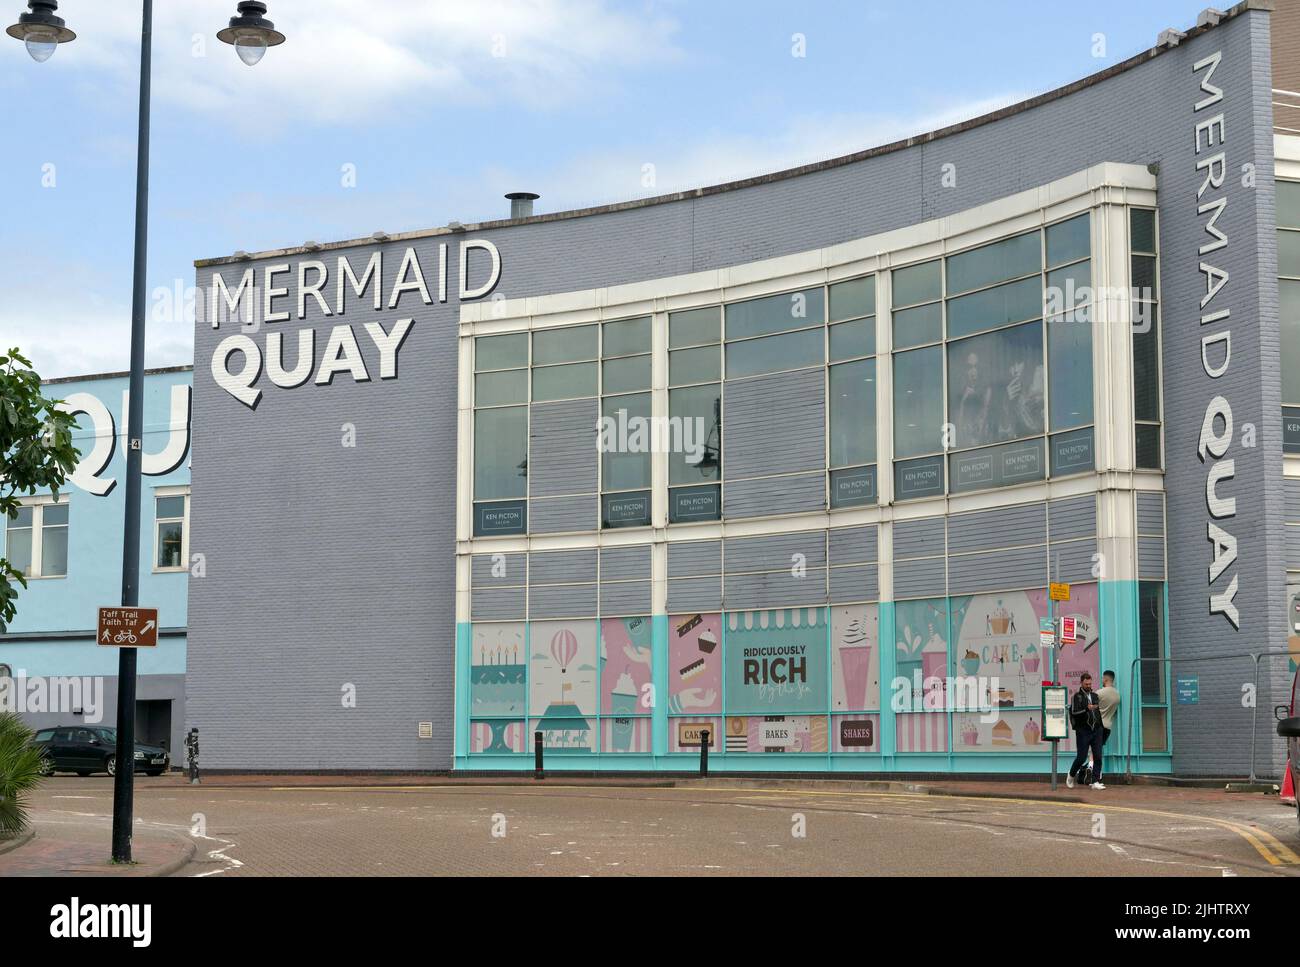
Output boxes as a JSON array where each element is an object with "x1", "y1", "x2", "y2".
[
  {"x1": 1159, "y1": 14, "x2": 1288, "y2": 776},
  {"x1": 188, "y1": 8, "x2": 1284, "y2": 772}
]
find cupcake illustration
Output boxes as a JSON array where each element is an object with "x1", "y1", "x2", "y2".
[
  {"x1": 961, "y1": 648, "x2": 981, "y2": 677},
  {"x1": 961, "y1": 718, "x2": 979, "y2": 746},
  {"x1": 990, "y1": 601, "x2": 1012, "y2": 635},
  {"x1": 1022, "y1": 642, "x2": 1040, "y2": 675},
  {"x1": 1023, "y1": 716, "x2": 1041, "y2": 745}
]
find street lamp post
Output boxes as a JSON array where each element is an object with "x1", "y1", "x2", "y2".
[{"x1": 7, "y1": 0, "x2": 286, "y2": 863}]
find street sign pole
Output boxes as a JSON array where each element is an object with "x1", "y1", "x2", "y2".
[{"x1": 111, "y1": 0, "x2": 153, "y2": 865}]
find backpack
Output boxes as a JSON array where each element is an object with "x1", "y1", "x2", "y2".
[{"x1": 1077, "y1": 752, "x2": 1095, "y2": 786}]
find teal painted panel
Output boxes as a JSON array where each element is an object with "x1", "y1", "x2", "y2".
[
  {"x1": 723, "y1": 608, "x2": 829, "y2": 713},
  {"x1": 1099, "y1": 579, "x2": 1139, "y2": 756},
  {"x1": 652, "y1": 615, "x2": 669, "y2": 757},
  {"x1": 455, "y1": 586, "x2": 1171, "y2": 774},
  {"x1": 455, "y1": 622, "x2": 471, "y2": 759}
]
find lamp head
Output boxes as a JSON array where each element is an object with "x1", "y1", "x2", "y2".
[
  {"x1": 216, "y1": 1, "x2": 285, "y2": 66},
  {"x1": 6, "y1": 1, "x2": 76, "y2": 62}
]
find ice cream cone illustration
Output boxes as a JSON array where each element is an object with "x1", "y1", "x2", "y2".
[{"x1": 839, "y1": 616, "x2": 873, "y2": 709}]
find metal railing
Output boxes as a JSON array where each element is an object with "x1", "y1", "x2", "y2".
[{"x1": 1124, "y1": 651, "x2": 1294, "y2": 782}]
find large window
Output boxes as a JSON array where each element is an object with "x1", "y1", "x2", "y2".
[
  {"x1": 891, "y1": 260, "x2": 945, "y2": 504},
  {"x1": 1130, "y1": 208, "x2": 1162, "y2": 470},
  {"x1": 601, "y1": 317, "x2": 652, "y2": 528},
  {"x1": 669, "y1": 307, "x2": 722, "y2": 523},
  {"x1": 1045, "y1": 214, "x2": 1095, "y2": 475},
  {"x1": 5, "y1": 497, "x2": 68, "y2": 579},
  {"x1": 472, "y1": 332, "x2": 529, "y2": 535},
  {"x1": 153, "y1": 489, "x2": 189, "y2": 571},
  {"x1": 944, "y1": 229, "x2": 1044, "y2": 494},
  {"x1": 1279, "y1": 182, "x2": 1300, "y2": 452},
  {"x1": 724, "y1": 287, "x2": 825, "y2": 379},
  {"x1": 829, "y1": 276, "x2": 878, "y2": 507},
  {"x1": 892, "y1": 215, "x2": 1095, "y2": 501},
  {"x1": 468, "y1": 216, "x2": 1109, "y2": 525},
  {"x1": 1138, "y1": 580, "x2": 1168, "y2": 752}
]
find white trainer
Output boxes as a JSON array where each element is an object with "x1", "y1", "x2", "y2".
[
  {"x1": 1091, "y1": 782, "x2": 1106, "y2": 790},
  {"x1": 1066, "y1": 774, "x2": 1075, "y2": 788}
]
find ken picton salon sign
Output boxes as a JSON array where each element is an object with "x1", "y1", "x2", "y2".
[{"x1": 205, "y1": 239, "x2": 501, "y2": 408}]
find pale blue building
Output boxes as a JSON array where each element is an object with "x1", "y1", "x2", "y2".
[{"x1": 0, "y1": 366, "x2": 192, "y2": 757}]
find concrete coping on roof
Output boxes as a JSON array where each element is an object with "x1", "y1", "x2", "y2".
[
  {"x1": 43, "y1": 364, "x2": 193, "y2": 386},
  {"x1": 194, "y1": 0, "x2": 1272, "y2": 270}
]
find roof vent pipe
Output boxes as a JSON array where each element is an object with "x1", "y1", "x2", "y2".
[{"x1": 506, "y1": 192, "x2": 539, "y2": 219}]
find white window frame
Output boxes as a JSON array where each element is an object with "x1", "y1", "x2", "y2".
[
  {"x1": 152, "y1": 485, "x2": 190, "y2": 573},
  {"x1": 5, "y1": 494, "x2": 69, "y2": 580}
]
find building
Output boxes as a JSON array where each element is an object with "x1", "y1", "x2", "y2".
[
  {"x1": 182, "y1": 1, "x2": 1300, "y2": 776},
  {"x1": 1, "y1": 367, "x2": 193, "y2": 755}
]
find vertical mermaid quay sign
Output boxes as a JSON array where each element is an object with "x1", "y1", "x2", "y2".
[{"x1": 204, "y1": 240, "x2": 502, "y2": 409}]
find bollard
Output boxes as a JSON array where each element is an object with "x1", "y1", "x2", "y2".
[
  {"x1": 184, "y1": 727, "x2": 200, "y2": 785},
  {"x1": 534, "y1": 730, "x2": 544, "y2": 780},
  {"x1": 699, "y1": 729, "x2": 709, "y2": 777}
]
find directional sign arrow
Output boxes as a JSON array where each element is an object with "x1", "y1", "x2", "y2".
[{"x1": 140, "y1": 620, "x2": 156, "y2": 636}]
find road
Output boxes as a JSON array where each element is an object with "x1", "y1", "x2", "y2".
[{"x1": 18, "y1": 775, "x2": 1300, "y2": 877}]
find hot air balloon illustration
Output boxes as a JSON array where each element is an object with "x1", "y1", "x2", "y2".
[{"x1": 550, "y1": 627, "x2": 578, "y2": 673}]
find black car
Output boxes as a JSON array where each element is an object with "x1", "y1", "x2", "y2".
[{"x1": 31, "y1": 726, "x2": 170, "y2": 777}]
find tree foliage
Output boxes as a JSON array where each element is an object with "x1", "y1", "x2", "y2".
[
  {"x1": 0, "y1": 349, "x2": 79, "y2": 632},
  {"x1": 0, "y1": 711, "x2": 48, "y2": 836}
]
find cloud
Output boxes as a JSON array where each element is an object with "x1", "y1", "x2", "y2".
[
  {"x1": 15, "y1": 92, "x2": 1032, "y2": 380},
  {"x1": 43, "y1": 0, "x2": 682, "y2": 124},
  {"x1": 168, "y1": 93, "x2": 1033, "y2": 251},
  {"x1": 0, "y1": 245, "x2": 191, "y2": 380},
  {"x1": 492, "y1": 94, "x2": 1030, "y2": 213},
  {"x1": 2, "y1": 299, "x2": 192, "y2": 382}
]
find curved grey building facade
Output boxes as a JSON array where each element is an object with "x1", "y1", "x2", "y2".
[{"x1": 189, "y1": 1, "x2": 1298, "y2": 777}]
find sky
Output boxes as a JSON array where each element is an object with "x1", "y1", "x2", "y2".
[{"x1": 0, "y1": 0, "x2": 1202, "y2": 379}]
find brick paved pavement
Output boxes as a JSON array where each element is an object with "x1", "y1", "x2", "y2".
[{"x1": 6, "y1": 774, "x2": 1297, "y2": 877}]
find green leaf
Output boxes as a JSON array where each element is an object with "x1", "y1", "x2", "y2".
[{"x1": 0, "y1": 351, "x2": 81, "y2": 629}]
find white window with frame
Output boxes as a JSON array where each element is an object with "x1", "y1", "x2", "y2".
[
  {"x1": 153, "y1": 487, "x2": 190, "y2": 572},
  {"x1": 5, "y1": 495, "x2": 69, "y2": 579}
]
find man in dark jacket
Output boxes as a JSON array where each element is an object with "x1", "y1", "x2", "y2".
[{"x1": 1067, "y1": 672, "x2": 1105, "y2": 789}]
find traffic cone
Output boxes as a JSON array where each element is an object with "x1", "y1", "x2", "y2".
[{"x1": 1283, "y1": 760, "x2": 1296, "y2": 807}]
